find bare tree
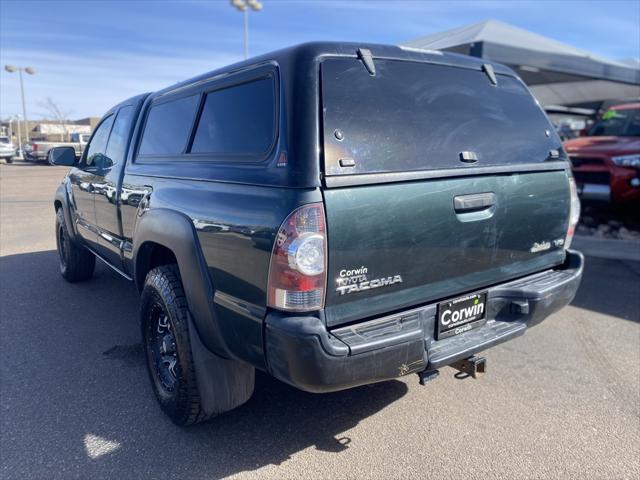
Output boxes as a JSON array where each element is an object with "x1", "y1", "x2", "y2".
[{"x1": 38, "y1": 97, "x2": 73, "y2": 142}]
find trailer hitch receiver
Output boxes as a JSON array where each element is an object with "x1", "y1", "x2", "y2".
[
  {"x1": 450, "y1": 356, "x2": 486, "y2": 379},
  {"x1": 417, "y1": 369, "x2": 439, "y2": 385}
]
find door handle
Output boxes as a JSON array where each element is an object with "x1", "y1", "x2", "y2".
[{"x1": 454, "y1": 192, "x2": 496, "y2": 213}]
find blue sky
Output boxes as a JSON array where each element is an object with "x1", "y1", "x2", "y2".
[{"x1": 1, "y1": 0, "x2": 639, "y2": 119}]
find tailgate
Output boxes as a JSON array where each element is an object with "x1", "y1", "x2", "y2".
[
  {"x1": 323, "y1": 170, "x2": 570, "y2": 325},
  {"x1": 320, "y1": 55, "x2": 571, "y2": 326}
]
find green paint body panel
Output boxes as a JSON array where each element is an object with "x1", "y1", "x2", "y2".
[{"x1": 323, "y1": 170, "x2": 571, "y2": 326}]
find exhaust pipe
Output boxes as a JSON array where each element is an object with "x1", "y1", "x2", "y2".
[{"x1": 450, "y1": 356, "x2": 486, "y2": 379}]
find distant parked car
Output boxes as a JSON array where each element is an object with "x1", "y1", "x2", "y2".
[
  {"x1": 0, "y1": 136, "x2": 17, "y2": 163},
  {"x1": 564, "y1": 103, "x2": 640, "y2": 204},
  {"x1": 25, "y1": 132, "x2": 90, "y2": 163}
]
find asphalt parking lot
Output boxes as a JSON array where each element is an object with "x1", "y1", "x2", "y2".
[{"x1": 1, "y1": 161, "x2": 639, "y2": 480}]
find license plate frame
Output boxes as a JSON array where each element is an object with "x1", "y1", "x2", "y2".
[{"x1": 436, "y1": 292, "x2": 487, "y2": 340}]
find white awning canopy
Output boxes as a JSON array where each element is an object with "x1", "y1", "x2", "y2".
[{"x1": 401, "y1": 20, "x2": 640, "y2": 108}]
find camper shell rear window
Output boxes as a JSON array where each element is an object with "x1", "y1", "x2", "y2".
[{"x1": 321, "y1": 58, "x2": 562, "y2": 176}]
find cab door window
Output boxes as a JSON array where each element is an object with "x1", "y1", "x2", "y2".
[
  {"x1": 83, "y1": 115, "x2": 115, "y2": 169},
  {"x1": 103, "y1": 106, "x2": 135, "y2": 168}
]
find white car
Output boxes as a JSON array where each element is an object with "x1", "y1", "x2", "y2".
[{"x1": 0, "y1": 136, "x2": 17, "y2": 163}]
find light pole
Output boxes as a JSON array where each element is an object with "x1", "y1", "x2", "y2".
[
  {"x1": 13, "y1": 115, "x2": 23, "y2": 159},
  {"x1": 4, "y1": 64, "x2": 36, "y2": 144},
  {"x1": 230, "y1": 0, "x2": 263, "y2": 60}
]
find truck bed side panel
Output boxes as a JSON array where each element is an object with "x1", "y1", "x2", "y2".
[{"x1": 120, "y1": 173, "x2": 321, "y2": 366}]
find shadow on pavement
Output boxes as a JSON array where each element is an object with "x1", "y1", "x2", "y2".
[
  {"x1": 1, "y1": 160, "x2": 47, "y2": 167},
  {"x1": 570, "y1": 255, "x2": 640, "y2": 322},
  {"x1": 3, "y1": 249, "x2": 637, "y2": 478},
  {"x1": 0, "y1": 250, "x2": 408, "y2": 479}
]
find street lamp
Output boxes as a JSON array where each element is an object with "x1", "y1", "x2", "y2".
[
  {"x1": 4, "y1": 64, "x2": 36, "y2": 143},
  {"x1": 13, "y1": 115, "x2": 23, "y2": 159},
  {"x1": 230, "y1": 0, "x2": 263, "y2": 60}
]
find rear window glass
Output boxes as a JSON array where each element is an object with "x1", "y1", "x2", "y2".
[
  {"x1": 139, "y1": 95, "x2": 199, "y2": 156},
  {"x1": 321, "y1": 58, "x2": 561, "y2": 176},
  {"x1": 191, "y1": 77, "x2": 275, "y2": 157}
]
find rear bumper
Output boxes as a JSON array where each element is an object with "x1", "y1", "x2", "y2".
[
  {"x1": 25, "y1": 152, "x2": 46, "y2": 161},
  {"x1": 265, "y1": 250, "x2": 584, "y2": 393}
]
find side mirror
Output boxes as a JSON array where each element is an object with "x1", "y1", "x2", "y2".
[
  {"x1": 48, "y1": 146, "x2": 77, "y2": 166},
  {"x1": 93, "y1": 153, "x2": 113, "y2": 171}
]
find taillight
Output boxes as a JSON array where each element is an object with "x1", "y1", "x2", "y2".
[
  {"x1": 32, "y1": 143, "x2": 38, "y2": 152},
  {"x1": 565, "y1": 176, "x2": 581, "y2": 249},
  {"x1": 267, "y1": 203, "x2": 327, "y2": 311}
]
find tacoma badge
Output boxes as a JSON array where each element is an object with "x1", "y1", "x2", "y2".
[{"x1": 335, "y1": 266, "x2": 403, "y2": 295}]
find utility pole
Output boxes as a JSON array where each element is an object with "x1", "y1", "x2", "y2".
[
  {"x1": 14, "y1": 115, "x2": 23, "y2": 159},
  {"x1": 243, "y1": 7, "x2": 249, "y2": 60}
]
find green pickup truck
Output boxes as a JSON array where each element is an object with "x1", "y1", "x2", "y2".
[{"x1": 50, "y1": 42, "x2": 583, "y2": 426}]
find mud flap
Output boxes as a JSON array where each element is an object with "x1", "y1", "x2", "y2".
[{"x1": 187, "y1": 313, "x2": 255, "y2": 416}]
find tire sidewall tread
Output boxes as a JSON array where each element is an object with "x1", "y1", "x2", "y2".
[
  {"x1": 141, "y1": 265, "x2": 212, "y2": 426},
  {"x1": 55, "y1": 208, "x2": 95, "y2": 282}
]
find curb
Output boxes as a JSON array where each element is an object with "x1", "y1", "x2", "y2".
[{"x1": 572, "y1": 235, "x2": 640, "y2": 262}]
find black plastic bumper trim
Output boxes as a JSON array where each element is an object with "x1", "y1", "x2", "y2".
[{"x1": 264, "y1": 250, "x2": 584, "y2": 393}]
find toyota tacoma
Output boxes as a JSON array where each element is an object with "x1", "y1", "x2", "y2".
[{"x1": 50, "y1": 42, "x2": 584, "y2": 426}]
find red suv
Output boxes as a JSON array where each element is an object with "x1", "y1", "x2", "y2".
[{"x1": 564, "y1": 103, "x2": 640, "y2": 203}]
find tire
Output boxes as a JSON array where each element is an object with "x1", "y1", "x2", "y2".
[
  {"x1": 141, "y1": 265, "x2": 213, "y2": 426},
  {"x1": 55, "y1": 208, "x2": 95, "y2": 282},
  {"x1": 5, "y1": 157, "x2": 12, "y2": 164}
]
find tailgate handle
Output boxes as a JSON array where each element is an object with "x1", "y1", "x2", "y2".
[{"x1": 454, "y1": 192, "x2": 496, "y2": 213}]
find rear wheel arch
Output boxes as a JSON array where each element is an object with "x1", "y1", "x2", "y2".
[
  {"x1": 131, "y1": 208, "x2": 229, "y2": 357},
  {"x1": 135, "y1": 241, "x2": 179, "y2": 292},
  {"x1": 132, "y1": 210, "x2": 255, "y2": 421}
]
